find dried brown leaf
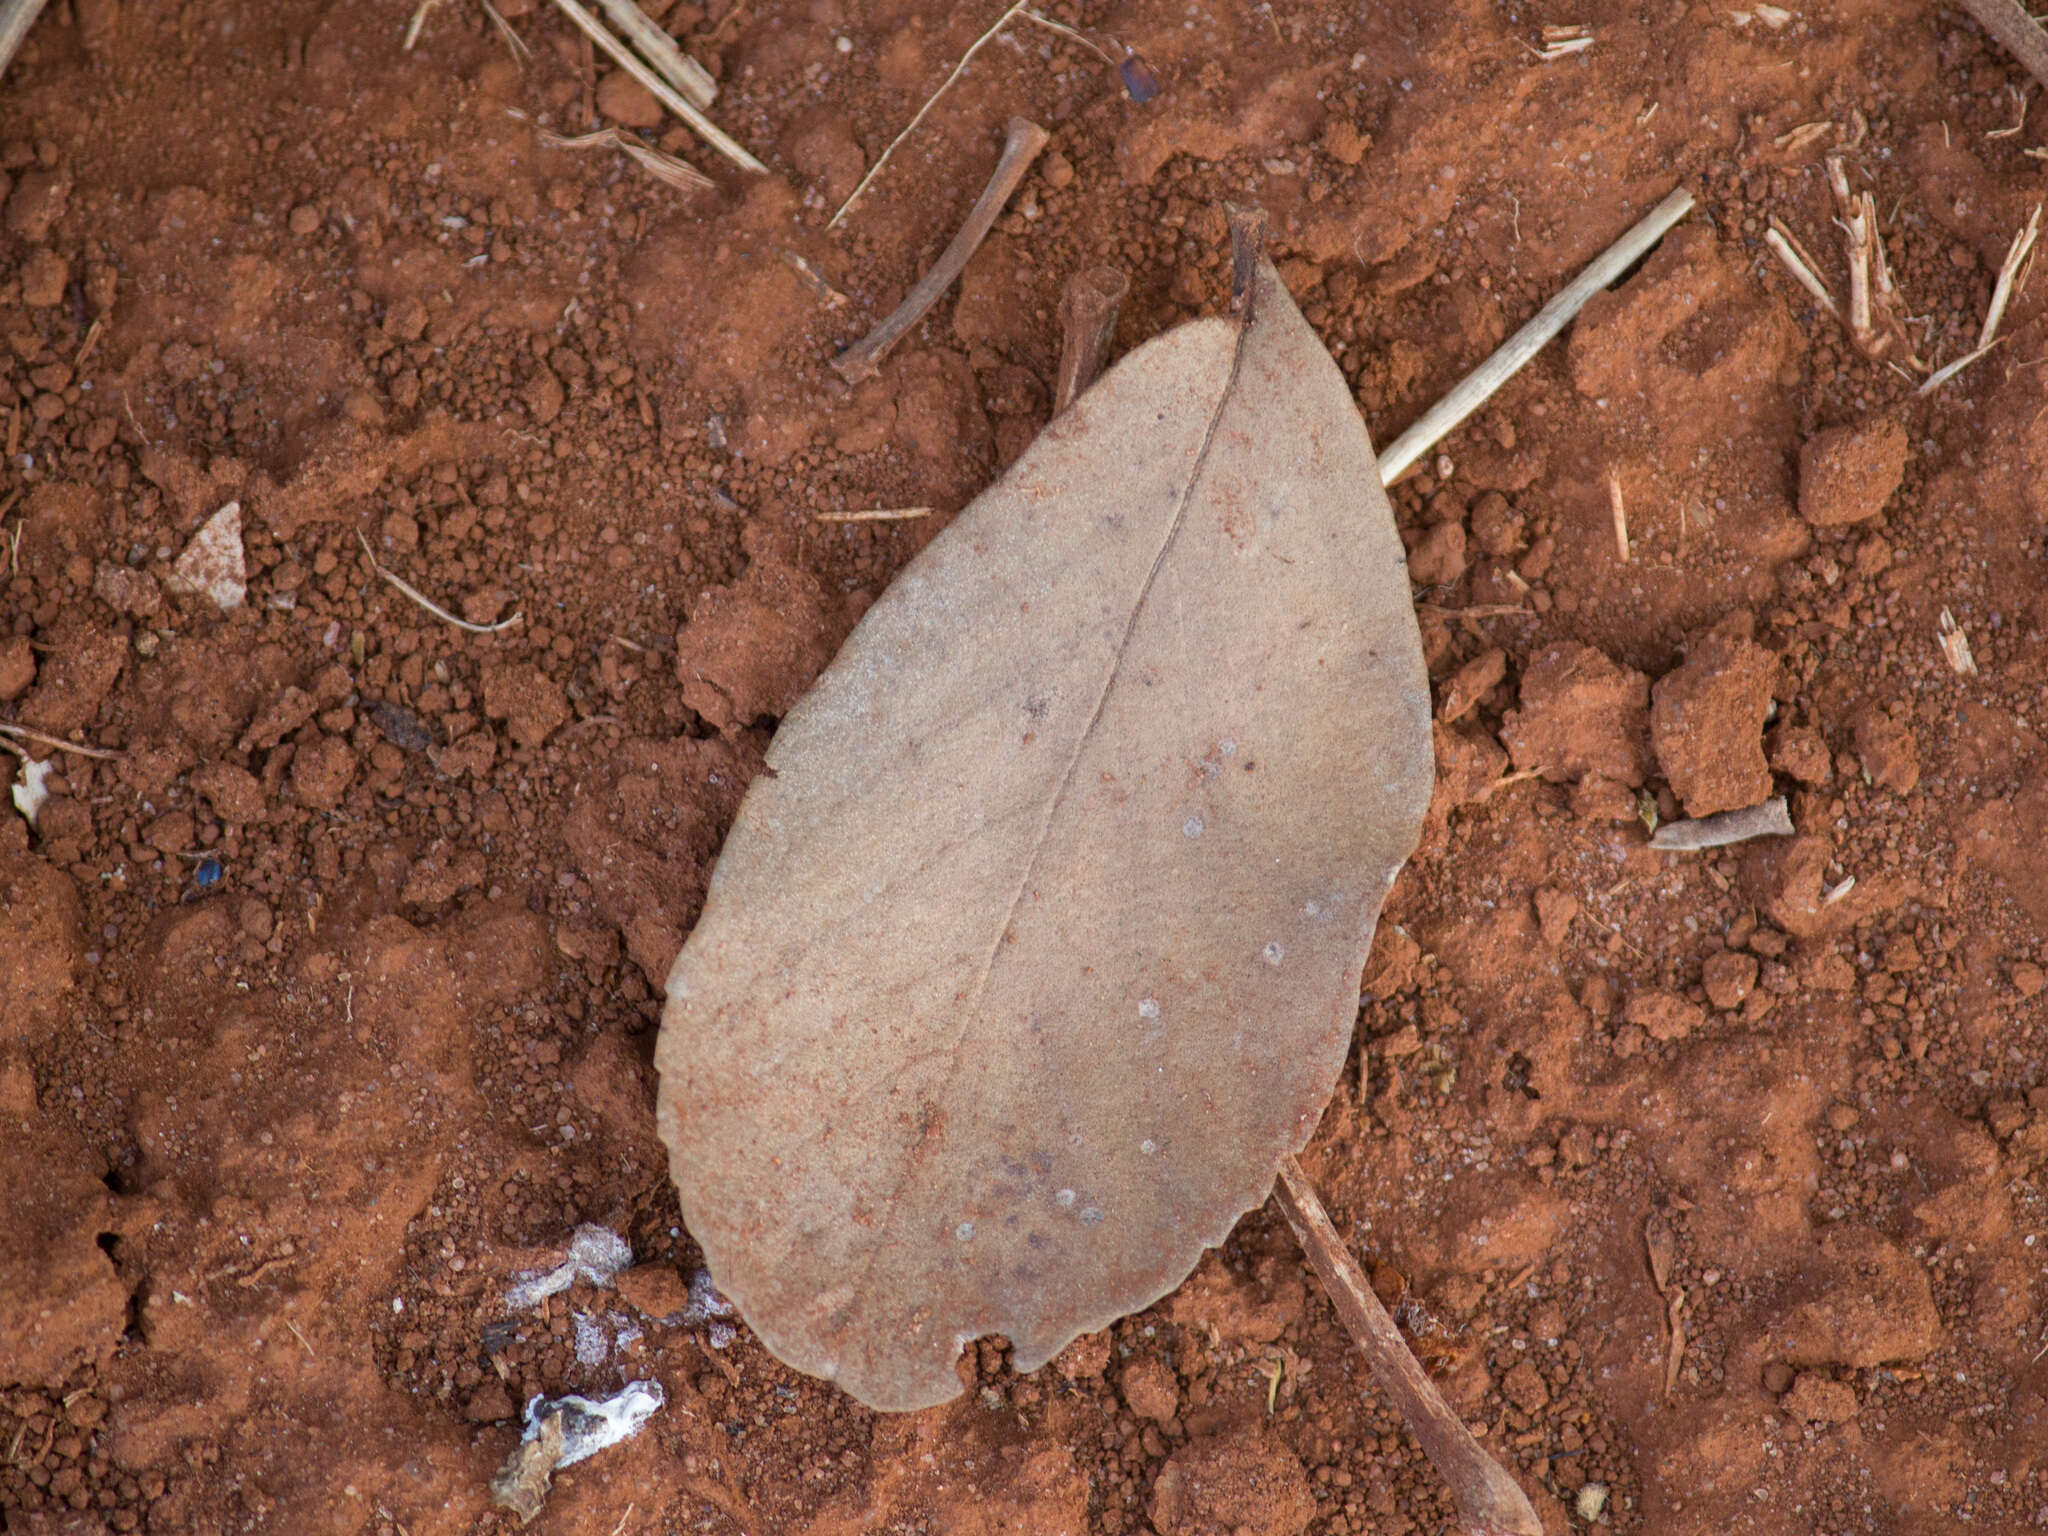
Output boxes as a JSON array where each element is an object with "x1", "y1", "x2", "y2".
[{"x1": 657, "y1": 255, "x2": 1432, "y2": 1410}]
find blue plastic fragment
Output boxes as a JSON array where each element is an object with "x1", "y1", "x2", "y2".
[
  {"x1": 1119, "y1": 54, "x2": 1161, "y2": 104},
  {"x1": 194, "y1": 857, "x2": 224, "y2": 889}
]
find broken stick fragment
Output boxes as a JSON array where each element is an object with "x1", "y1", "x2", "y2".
[
  {"x1": 1053, "y1": 266, "x2": 1130, "y2": 415},
  {"x1": 1275, "y1": 1158, "x2": 1543, "y2": 1536},
  {"x1": 1958, "y1": 0, "x2": 2048, "y2": 95},
  {"x1": 1648, "y1": 796, "x2": 1793, "y2": 852},
  {"x1": 1376, "y1": 186, "x2": 1694, "y2": 483},
  {"x1": 831, "y1": 117, "x2": 1049, "y2": 385}
]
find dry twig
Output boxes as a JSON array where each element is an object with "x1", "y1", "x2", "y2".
[
  {"x1": 1377, "y1": 187, "x2": 1695, "y2": 482},
  {"x1": 831, "y1": 117, "x2": 1049, "y2": 383},
  {"x1": 0, "y1": 723, "x2": 124, "y2": 760},
  {"x1": 537, "y1": 124, "x2": 711, "y2": 193},
  {"x1": 1275, "y1": 1158, "x2": 1542, "y2": 1536},
  {"x1": 75, "y1": 318, "x2": 105, "y2": 369},
  {"x1": 1016, "y1": 7, "x2": 1117, "y2": 64},
  {"x1": 546, "y1": 0, "x2": 766, "y2": 174},
  {"x1": 1054, "y1": 267, "x2": 1131, "y2": 415},
  {"x1": 356, "y1": 530, "x2": 523, "y2": 634},
  {"x1": 813, "y1": 507, "x2": 934, "y2": 522},
  {"x1": 781, "y1": 250, "x2": 848, "y2": 307},
  {"x1": 829, "y1": 1, "x2": 1029, "y2": 228},
  {"x1": 1959, "y1": 0, "x2": 2048, "y2": 96},
  {"x1": 1661, "y1": 1288, "x2": 1689, "y2": 1399}
]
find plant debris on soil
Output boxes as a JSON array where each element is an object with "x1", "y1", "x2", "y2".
[{"x1": 4, "y1": 4, "x2": 2048, "y2": 1535}]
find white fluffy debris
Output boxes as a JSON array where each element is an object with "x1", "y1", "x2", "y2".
[
  {"x1": 490, "y1": 1380, "x2": 666, "y2": 1524},
  {"x1": 572, "y1": 1312, "x2": 609, "y2": 1366},
  {"x1": 164, "y1": 501, "x2": 247, "y2": 611},
  {"x1": 683, "y1": 1268, "x2": 734, "y2": 1324},
  {"x1": 10, "y1": 756, "x2": 53, "y2": 824},
  {"x1": 538, "y1": 1380, "x2": 665, "y2": 1469},
  {"x1": 505, "y1": 1224, "x2": 633, "y2": 1310}
]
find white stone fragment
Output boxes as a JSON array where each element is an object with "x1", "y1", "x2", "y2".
[{"x1": 164, "y1": 501, "x2": 247, "y2": 611}]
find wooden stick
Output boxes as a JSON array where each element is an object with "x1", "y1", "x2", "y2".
[
  {"x1": 1376, "y1": 186, "x2": 1695, "y2": 483},
  {"x1": 1959, "y1": 0, "x2": 2048, "y2": 95},
  {"x1": 831, "y1": 117, "x2": 1048, "y2": 384},
  {"x1": 1053, "y1": 267, "x2": 1130, "y2": 415},
  {"x1": 0, "y1": 0, "x2": 49, "y2": 81},
  {"x1": 546, "y1": 0, "x2": 766, "y2": 174},
  {"x1": 1275, "y1": 1158, "x2": 1543, "y2": 1536}
]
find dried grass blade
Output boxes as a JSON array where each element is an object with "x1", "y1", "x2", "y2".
[
  {"x1": 540, "y1": 125, "x2": 712, "y2": 192},
  {"x1": 1765, "y1": 220, "x2": 1843, "y2": 321},
  {"x1": 546, "y1": 0, "x2": 766, "y2": 174},
  {"x1": 356, "y1": 530, "x2": 523, "y2": 634},
  {"x1": 479, "y1": 0, "x2": 532, "y2": 61},
  {"x1": 829, "y1": 0, "x2": 1028, "y2": 228},
  {"x1": 596, "y1": 0, "x2": 717, "y2": 108},
  {"x1": 1980, "y1": 202, "x2": 2042, "y2": 348},
  {"x1": 1916, "y1": 336, "x2": 2004, "y2": 396}
]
